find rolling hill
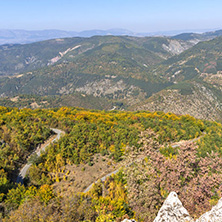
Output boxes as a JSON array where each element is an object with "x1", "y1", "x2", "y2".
[
  {"x1": 2, "y1": 32, "x2": 222, "y2": 221},
  {"x1": 0, "y1": 35, "x2": 195, "y2": 77},
  {"x1": 1, "y1": 107, "x2": 222, "y2": 221},
  {"x1": 0, "y1": 35, "x2": 191, "y2": 110},
  {"x1": 172, "y1": 29, "x2": 222, "y2": 41},
  {"x1": 1, "y1": 34, "x2": 222, "y2": 121}
]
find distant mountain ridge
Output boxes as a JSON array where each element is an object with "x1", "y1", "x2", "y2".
[
  {"x1": 0, "y1": 29, "x2": 136, "y2": 45},
  {"x1": 172, "y1": 29, "x2": 222, "y2": 41},
  {"x1": 0, "y1": 28, "x2": 222, "y2": 45}
]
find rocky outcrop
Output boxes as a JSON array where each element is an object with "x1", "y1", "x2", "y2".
[
  {"x1": 121, "y1": 191, "x2": 222, "y2": 222},
  {"x1": 196, "y1": 198, "x2": 222, "y2": 222},
  {"x1": 154, "y1": 192, "x2": 193, "y2": 222},
  {"x1": 162, "y1": 39, "x2": 195, "y2": 55},
  {"x1": 154, "y1": 192, "x2": 222, "y2": 222}
]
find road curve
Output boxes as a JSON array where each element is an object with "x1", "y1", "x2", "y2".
[
  {"x1": 83, "y1": 169, "x2": 119, "y2": 193},
  {"x1": 83, "y1": 134, "x2": 204, "y2": 193},
  {"x1": 171, "y1": 134, "x2": 205, "y2": 148},
  {"x1": 16, "y1": 128, "x2": 64, "y2": 184}
]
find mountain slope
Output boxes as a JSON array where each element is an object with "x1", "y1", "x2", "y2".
[
  {"x1": 149, "y1": 36, "x2": 222, "y2": 82},
  {"x1": 0, "y1": 72, "x2": 171, "y2": 109},
  {"x1": 0, "y1": 35, "x2": 195, "y2": 77},
  {"x1": 2, "y1": 107, "x2": 222, "y2": 221},
  {"x1": 0, "y1": 35, "x2": 189, "y2": 109},
  {"x1": 130, "y1": 37, "x2": 222, "y2": 121},
  {"x1": 0, "y1": 38, "x2": 84, "y2": 76},
  {"x1": 1, "y1": 35, "x2": 222, "y2": 121},
  {"x1": 131, "y1": 80, "x2": 222, "y2": 121}
]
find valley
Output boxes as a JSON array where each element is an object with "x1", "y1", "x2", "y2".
[
  {"x1": 1, "y1": 33, "x2": 222, "y2": 121},
  {"x1": 1, "y1": 30, "x2": 222, "y2": 221}
]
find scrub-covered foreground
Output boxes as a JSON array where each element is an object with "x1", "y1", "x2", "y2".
[{"x1": 0, "y1": 106, "x2": 222, "y2": 221}]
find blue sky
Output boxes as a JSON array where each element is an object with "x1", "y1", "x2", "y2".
[{"x1": 1, "y1": 0, "x2": 222, "y2": 32}]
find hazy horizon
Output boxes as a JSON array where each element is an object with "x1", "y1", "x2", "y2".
[
  {"x1": 1, "y1": 0, "x2": 222, "y2": 33},
  {"x1": 0, "y1": 27, "x2": 220, "y2": 34}
]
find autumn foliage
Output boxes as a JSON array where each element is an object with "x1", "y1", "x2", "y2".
[
  {"x1": 125, "y1": 132, "x2": 222, "y2": 221},
  {"x1": 1, "y1": 106, "x2": 222, "y2": 221}
]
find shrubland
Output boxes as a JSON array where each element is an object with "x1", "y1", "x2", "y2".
[{"x1": 0, "y1": 106, "x2": 222, "y2": 221}]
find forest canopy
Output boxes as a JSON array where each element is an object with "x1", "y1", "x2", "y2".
[{"x1": 0, "y1": 106, "x2": 222, "y2": 221}]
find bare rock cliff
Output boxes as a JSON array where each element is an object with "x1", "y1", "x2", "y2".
[
  {"x1": 154, "y1": 192, "x2": 222, "y2": 222},
  {"x1": 154, "y1": 192, "x2": 193, "y2": 222},
  {"x1": 196, "y1": 197, "x2": 222, "y2": 222}
]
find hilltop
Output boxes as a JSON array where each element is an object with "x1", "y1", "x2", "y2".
[{"x1": 1, "y1": 107, "x2": 222, "y2": 221}]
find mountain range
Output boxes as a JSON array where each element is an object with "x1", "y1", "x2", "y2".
[
  {"x1": 0, "y1": 29, "x2": 135, "y2": 45},
  {"x1": 1, "y1": 30, "x2": 222, "y2": 121},
  {"x1": 2, "y1": 29, "x2": 222, "y2": 221},
  {"x1": 0, "y1": 28, "x2": 221, "y2": 45}
]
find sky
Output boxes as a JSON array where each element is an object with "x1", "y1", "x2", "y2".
[{"x1": 1, "y1": 0, "x2": 222, "y2": 32}]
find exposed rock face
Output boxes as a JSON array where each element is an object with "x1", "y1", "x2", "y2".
[
  {"x1": 154, "y1": 192, "x2": 222, "y2": 222},
  {"x1": 196, "y1": 198, "x2": 222, "y2": 222},
  {"x1": 75, "y1": 78, "x2": 146, "y2": 105},
  {"x1": 121, "y1": 191, "x2": 222, "y2": 222},
  {"x1": 154, "y1": 192, "x2": 193, "y2": 222},
  {"x1": 162, "y1": 39, "x2": 195, "y2": 55}
]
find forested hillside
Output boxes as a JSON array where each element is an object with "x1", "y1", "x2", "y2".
[
  {"x1": 1, "y1": 35, "x2": 222, "y2": 121},
  {"x1": 0, "y1": 35, "x2": 191, "y2": 113},
  {"x1": 1, "y1": 107, "x2": 222, "y2": 221},
  {"x1": 0, "y1": 35, "x2": 192, "y2": 77},
  {"x1": 133, "y1": 37, "x2": 222, "y2": 121}
]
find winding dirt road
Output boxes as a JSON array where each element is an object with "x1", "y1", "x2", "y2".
[
  {"x1": 15, "y1": 127, "x2": 204, "y2": 189},
  {"x1": 16, "y1": 128, "x2": 64, "y2": 184}
]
